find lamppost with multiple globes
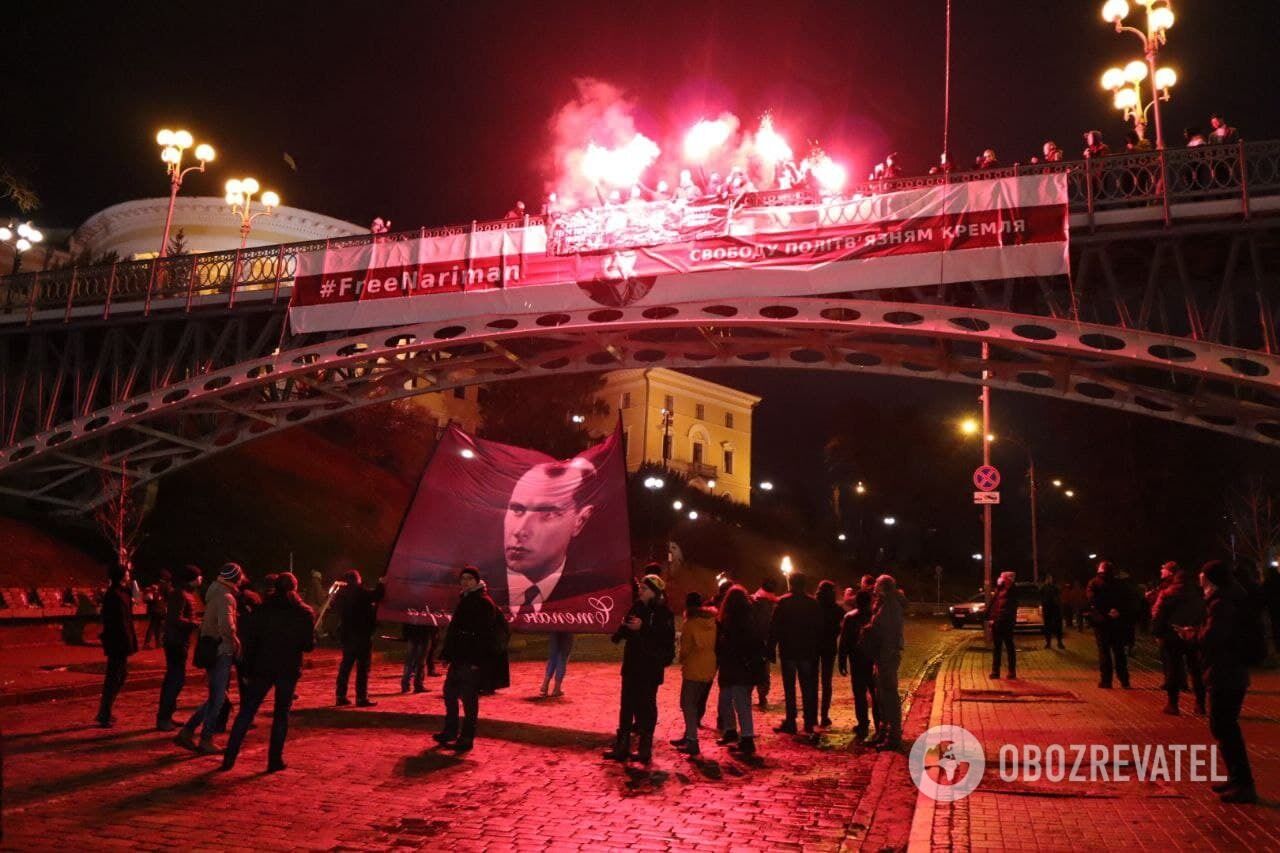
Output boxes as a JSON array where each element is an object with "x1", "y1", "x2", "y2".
[
  {"x1": 224, "y1": 178, "x2": 280, "y2": 249},
  {"x1": 0, "y1": 221, "x2": 44, "y2": 274},
  {"x1": 1100, "y1": 0, "x2": 1176, "y2": 149},
  {"x1": 155, "y1": 129, "x2": 215, "y2": 257}
]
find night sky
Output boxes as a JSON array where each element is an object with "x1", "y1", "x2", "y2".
[{"x1": 9, "y1": 1, "x2": 1280, "y2": 584}]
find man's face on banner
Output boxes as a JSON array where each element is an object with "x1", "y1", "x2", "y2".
[{"x1": 504, "y1": 463, "x2": 594, "y2": 582}]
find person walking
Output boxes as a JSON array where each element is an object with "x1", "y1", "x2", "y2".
[
  {"x1": 220, "y1": 572, "x2": 315, "y2": 773},
  {"x1": 1152, "y1": 562, "x2": 1206, "y2": 715},
  {"x1": 156, "y1": 565, "x2": 202, "y2": 731},
  {"x1": 838, "y1": 575, "x2": 878, "y2": 742},
  {"x1": 749, "y1": 578, "x2": 780, "y2": 709},
  {"x1": 1040, "y1": 574, "x2": 1065, "y2": 649},
  {"x1": 433, "y1": 566, "x2": 507, "y2": 753},
  {"x1": 176, "y1": 563, "x2": 242, "y2": 755},
  {"x1": 769, "y1": 572, "x2": 822, "y2": 738},
  {"x1": 603, "y1": 573, "x2": 676, "y2": 766},
  {"x1": 989, "y1": 571, "x2": 1018, "y2": 679},
  {"x1": 95, "y1": 564, "x2": 138, "y2": 728},
  {"x1": 715, "y1": 585, "x2": 766, "y2": 758},
  {"x1": 673, "y1": 591, "x2": 716, "y2": 757},
  {"x1": 334, "y1": 570, "x2": 385, "y2": 707},
  {"x1": 541, "y1": 632, "x2": 574, "y2": 697},
  {"x1": 401, "y1": 622, "x2": 438, "y2": 694},
  {"x1": 816, "y1": 580, "x2": 844, "y2": 727},
  {"x1": 860, "y1": 574, "x2": 905, "y2": 750},
  {"x1": 1087, "y1": 561, "x2": 1132, "y2": 688},
  {"x1": 1178, "y1": 561, "x2": 1256, "y2": 803}
]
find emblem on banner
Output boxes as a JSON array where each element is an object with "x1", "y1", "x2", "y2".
[{"x1": 577, "y1": 250, "x2": 656, "y2": 307}]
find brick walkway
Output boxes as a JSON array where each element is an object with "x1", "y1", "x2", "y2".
[
  {"x1": 2, "y1": 622, "x2": 959, "y2": 851},
  {"x1": 914, "y1": 627, "x2": 1280, "y2": 852}
]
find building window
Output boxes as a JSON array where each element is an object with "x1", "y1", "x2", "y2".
[
  {"x1": 664, "y1": 394, "x2": 674, "y2": 412},
  {"x1": 725, "y1": 411, "x2": 734, "y2": 429},
  {"x1": 695, "y1": 403, "x2": 705, "y2": 420},
  {"x1": 724, "y1": 450, "x2": 735, "y2": 475},
  {"x1": 692, "y1": 441, "x2": 704, "y2": 464},
  {"x1": 662, "y1": 433, "x2": 672, "y2": 461},
  {"x1": 621, "y1": 391, "x2": 632, "y2": 409},
  {"x1": 477, "y1": 387, "x2": 490, "y2": 405},
  {"x1": 453, "y1": 387, "x2": 466, "y2": 400}
]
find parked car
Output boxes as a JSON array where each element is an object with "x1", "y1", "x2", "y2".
[{"x1": 949, "y1": 583, "x2": 1046, "y2": 632}]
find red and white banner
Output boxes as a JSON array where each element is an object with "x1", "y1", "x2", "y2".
[
  {"x1": 379, "y1": 424, "x2": 632, "y2": 633},
  {"x1": 290, "y1": 174, "x2": 1068, "y2": 333}
]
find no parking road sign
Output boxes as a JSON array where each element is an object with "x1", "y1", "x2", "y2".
[{"x1": 973, "y1": 465, "x2": 1001, "y2": 492}]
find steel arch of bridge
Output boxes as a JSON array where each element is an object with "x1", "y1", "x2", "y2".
[{"x1": 5, "y1": 295, "x2": 1280, "y2": 513}]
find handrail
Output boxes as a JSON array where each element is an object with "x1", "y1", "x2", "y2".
[{"x1": 3, "y1": 139, "x2": 1278, "y2": 324}]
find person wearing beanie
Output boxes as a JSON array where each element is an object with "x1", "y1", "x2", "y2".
[
  {"x1": 221, "y1": 572, "x2": 315, "y2": 773},
  {"x1": 750, "y1": 577, "x2": 781, "y2": 709},
  {"x1": 176, "y1": 562, "x2": 243, "y2": 754},
  {"x1": 1177, "y1": 560, "x2": 1257, "y2": 803},
  {"x1": 1087, "y1": 560, "x2": 1133, "y2": 689},
  {"x1": 434, "y1": 566, "x2": 507, "y2": 753},
  {"x1": 988, "y1": 571, "x2": 1018, "y2": 679},
  {"x1": 838, "y1": 574, "x2": 879, "y2": 743},
  {"x1": 156, "y1": 565, "x2": 202, "y2": 731},
  {"x1": 672, "y1": 591, "x2": 717, "y2": 757},
  {"x1": 768, "y1": 571, "x2": 823, "y2": 738},
  {"x1": 603, "y1": 573, "x2": 676, "y2": 766},
  {"x1": 95, "y1": 563, "x2": 138, "y2": 728},
  {"x1": 860, "y1": 574, "x2": 906, "y2": 750},
  {"x1": 1151, "y1": 563, "x2": 1205, "y2": 715},
  {"x1": 334, "y1": 569, "x2": 386, "y2": 708}
]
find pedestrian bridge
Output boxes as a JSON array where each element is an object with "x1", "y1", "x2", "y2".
[{"x1": 2, "y1": 141, "x2": 1280, "y2": 511}]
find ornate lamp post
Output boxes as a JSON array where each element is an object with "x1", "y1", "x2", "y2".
[
  {"x1": 1101, "y1": 0, "x2": 1176, "y2": 149},
  {"x1": 224, "y1": 178, "x2": 280, "y2": 249},
  {"x1": 155, "y1": 129, "x2": 215, "y2": 257},
  {"x1": 0, "y1": 221, "x2": 44, "y2": 274}
]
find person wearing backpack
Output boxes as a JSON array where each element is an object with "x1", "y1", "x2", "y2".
[
  {"x1": 603, "y1": 572, "x2": 676, "y2": 766},
  {"x1": 1177, "y1": 560, "x2": 1256, "y2": 804}
]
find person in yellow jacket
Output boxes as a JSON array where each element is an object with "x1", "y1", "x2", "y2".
[{"x1": 672, "y1": 591, "x2": 717, "y2": 757}]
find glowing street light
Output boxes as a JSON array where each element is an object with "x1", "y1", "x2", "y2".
[
  {"x1": 855, "y1": 481, "x2": 867, "y2": 495},
  {"x1": 687, "y1": 510, "x2": 699, "y2": 520},
  {"x1": 1065, "y1": 489, "x2": 1076, "y2": 498},
  {"x1": 644, "y1": 476, "x2": 665, "y2": 490},
  {"x1": 459, "y1": 448, "x2": 476, "y2": 459},
  {"x1": 672, "y1": 499, "x2": 683, "y2": 510},
  {"x1": 1100, "y1": 0, "x2": 1177, "y2": 149},
  {"x1": 1052, "y1": 479, "x2": 1063, "y2": 488},
  {"x1": 155, "y1": 128, "x2": 215, "y2": 257},
  {"x1": 759, "y1": 480, "x2": 774, "y2": 491},
  {"x1": 1089, "y1": 552, "x2": 1099, "y2": 560},
  {"x1": 972, "y1": 553, "x2": 983, "y2": 561},
  {"x1": 837, "y1": 533, "x2": 848, "y2": 542},
  {"x1": 706, "y1": 479, "x2": 717, "y2": 489},
  {"x1": 569, "y1": 413, "x2": 586, "y2": 424},
  {"x1": 0, "y1": 221, "x2": 44, "y2": 274},
  {"x1": 225, "y1": 177, "x2": 280, "y2": 249},
  {"x1": 959, "y1": 417, "x2": 980, "y2": 436},
  {"x1": 883, "y1": 516, "x2": 897, "y2": 527}
]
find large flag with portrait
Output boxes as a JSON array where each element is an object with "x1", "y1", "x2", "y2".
[{"x1": 379, "y1": 423, "x2": 632, "y2": 633}]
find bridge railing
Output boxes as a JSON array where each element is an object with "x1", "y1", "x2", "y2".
[{"x1": 2, "y1": 139, "x2": 1277, "y2": 324}]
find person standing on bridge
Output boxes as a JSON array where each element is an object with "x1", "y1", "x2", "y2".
[
  {"x1": 334, "y1": 570, "x2": 385, "y2": 708},
  {"x1": 156, "y1": 565, "x2": 202, "y2": 731},
  {"x1": 768, "y1": 572, "x2": 822, "y2": 740},
  {"x1": 860, "y1": 574, "x2": 905, "y2": 751},
  {"x1": 1087, "y1": 561, "x2": 1132, "y2": 689},
  {"x1": 988, "y1": 571, "x2": 1018, "y2": 679},
  {"x1": 95, "y1": 563, "x2": 138, "y2": 728}
]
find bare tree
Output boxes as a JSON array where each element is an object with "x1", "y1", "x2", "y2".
[
  {"x1": 93, "y1": 458, "x2": 148, "y2": 570},
  {"x1": 1225, "y1": 477, "x2": 1280, "y2": 571}
]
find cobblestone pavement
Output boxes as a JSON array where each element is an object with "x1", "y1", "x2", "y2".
[
  {"x1": 915, "y1": 627, "x2": 1280, "y2": 852},
  {"x1": 2, "y1": 620, "x2": 961, "y2": 851}
]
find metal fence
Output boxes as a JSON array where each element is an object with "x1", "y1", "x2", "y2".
[{"x1": 2, "y1": 139, "x2": 1276, "y2": 324}]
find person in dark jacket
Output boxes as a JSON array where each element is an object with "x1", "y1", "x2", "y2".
[
  {"x1": 1040, "y1": 575, "x2": 1064, "y2": 649},
  {"x1": 838, "y1": 575, "x2": 878, "y2": 741},
  {"x1": 860, "y1": 574, "x2": 905, "y2": 750},
  {"x1": 1178, "y1": 560, "x2": 1256, "y2": 804},
  {"x1": 715, "y1": 585, "x2": 766, "y2": 757},
  {"x1": 220, "y1": 573, "x2": 315, "y2": 772},
  {"x1": 815, "y1": 580, "x2": 844, "y2": 727},
  {"x1": 143, "y1": 572, "x2": 171, "y2": 649},
  {"x1": 334, "y1": 569, "x2": 385, "y2": 707},
  {"x1": 96, "y1": 564, "x2": 138, "y2": 727},
  {"x1": 434, "y1": 566, "x2": 507, "y2": 753},
  {"x1": 1152, "y1": 562, "x2": 1205, "y2": 715},
  {"x1": 769, "y1": 572, "x2": 823, "y2": 737},
  {"x1": 401, "y1": 622, "x2": 439, "y2": 694},
  {"x1": 988, "y1": 571, "x2": 1018, "y2": 679},
  {"x1": 603, "y1": 573, "x2": 676, "y2": 766},
  {"x1": 750, "y1": 578, "x2": 780, "y2": 708},
  {"x1": 1087, "y1": 561, "x2": 1132, "y2": 688},
  {"x1": 156, "y1": 565, "x2": 202, "y2": 730}
]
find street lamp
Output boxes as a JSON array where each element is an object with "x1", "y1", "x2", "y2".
[
  {"x1": 0, "y1": 221, "x2": 44, "y2": 274},
  {"x1": 883, "y1": 516, "x2": 897, "y2": 526},
  {"x1": 225, "y1": 178, "x2": 280, "y2": 249},
  {"x1": 758, "y1": 480, "x2": 774, "y2": 491},
  {"x1": 643, "y1": 476, "x2": 665, "y2": 490},
  {"x1": 687, "y1": 510, "x2": 699, "y2": 520},
  {"x1": 855, "y1": 481, "x2": 867, "y2": 495},
  {"x1": 155, "y1": 128, "x2": 215, "y2": 257},
  {"x1": 706, "y1": 479, "x2": 717, "y2": 490},
  {"x1": 672, "y1": 499, "x2": 683, "y2": 510},
  {"x1": 837, "y1": 533, "x2": 848, "y2": 542},
  {"x1": 1101, "y1": 0, "x2": 1176, "y2": 149}
]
